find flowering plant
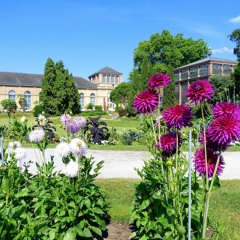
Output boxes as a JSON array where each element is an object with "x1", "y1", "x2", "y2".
[
  {"x1": 0, "y1": 115, "x2": 110, "y2": 239},
  {"x1": 130, "y1": 74, "x2": 240, "y2": 239}
]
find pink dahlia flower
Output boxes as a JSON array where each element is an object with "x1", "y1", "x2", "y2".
[
  {"x1": 212, "y1": 102, "x2": 240, "y2": 120},
  {"x1": 162, "y1": 105, "x2": 193, "y2": 129},
  {"x1": 208, "y1": 115, "x2": 240, "y2": 147},
  {"x1": 186, "y1": 80, "x2": 215, "y2": 105},
  {"x1": 194, "y1": 148, "x2": 224, "y2": 178},
  {"x1": 60, "y1": 114, "x2": 72, "y2": 125},
  {"x1": 133, "y1": 89, "x2": 159, "y2": 114},
  {"x1": 155, "y1": 132, "x2": 182, "y2": 158},
  {"x1": 200, "y1": 129, "x2": 230, "y2": 152},
  {"x1": 148, "y1": 73, "x2": 171, "y2": 90}
]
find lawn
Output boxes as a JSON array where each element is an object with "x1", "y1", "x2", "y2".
[{"x1": 96, "y1": 179, "x2": 240, "y2": 240}]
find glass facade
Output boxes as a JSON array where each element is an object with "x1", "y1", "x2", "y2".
[
  {"x1": 102, "y1": 75, "x2": 106, "y2": 83},
  {"x1": 190, "y1": 66, "x2": 198, "y2": 78},
  {"x1": 174, "y1": 71, "x2": 179, "y2": 81},
  {"x1": 181, "y1": 69, "x2": 188, "y2": 80},
  {"x1": 200, "y1": 64, "x2": 209, "y2": 76},
  {"x1": 223, "y1": 64, "x2": 232, "y2": 76},
  {"x1": 181, "y1": 82, "x2": 188, "y2": 103},
  {"x1": 213, "y1": 64, "x2": 222, "y2": 75}
]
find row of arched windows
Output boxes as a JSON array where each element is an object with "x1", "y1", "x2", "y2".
[{"x1": 8, "y1": 90, "x2": 31, "y2": 108}]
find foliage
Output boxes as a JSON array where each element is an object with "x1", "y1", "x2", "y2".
[
  {"x1": 1, "y1": 99, "x2": 17, "y2": 111},
  {"x1": 18, "y1": 94, "x2": 25, "y2": 109},
  {"x1": 80, "y1": 110, "x2": 108, "y2": 117},
  {"x1": 94, "y1": 105, "x2": 103, "y2": 111},
  {"x1": 210, "y1": 75, "x2": 234, "y2": 103},
  {"x1": 84, "y1": 116, "x2": 110, "y2": 144},
  {"x1": 32, "y1": 104, "x2": 45, "y2": 117},
  {"x1": 120, "y1": 130, "x2": 144, "y2": 145},
  {"x1": 118, "y1": 109, "x2": 128, "y2": 117},
  {"x1": 86, "y1": 103, "x2": 94, "y2": 110},
  {"x1": 0, "y1": 116, "x2": 110, "y2": 239},
  {"x1": 231, "y1": 62, "x2": 240, "y2": 102},
  {"x1": 229, "y1": 28, "x2": 240, "y2": 60},
  {"x1": 39, "y1": 58, "x2": 81, "y2": 116}
]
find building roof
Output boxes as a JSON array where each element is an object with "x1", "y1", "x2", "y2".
[
  {"x1": 0, "y1": 71, "x2": 97, "y2": 89},
  {"x1": 88, "y1": 66, "x2": 122, "y2": 78},
  {"x1": 175, "y1": 57, "x2": 238, "y2": 70}
]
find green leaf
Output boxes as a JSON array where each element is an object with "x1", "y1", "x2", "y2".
[
  {"x1": 2, "y1": 176, "x2": 10, "y2": 195},
  {"x1": 211, "y1": 175, "x2": 221, "y2": 190},
  {"x1": 63, "y1": 228, "x2": 77, "y2": 240},
  {"x1": 90, "y1": 226, "x2": 102, "y2": 236},
  {"x1": 83, "y1": 228, "x2": 92, "y2": 238}
]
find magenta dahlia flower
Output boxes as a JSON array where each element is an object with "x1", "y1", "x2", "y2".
[
  {"x1": 148, "y1": 73, "x2": 171, "y2": 90},
  {"x1": 200, "y1": 129, "x2": 230, "y2": 152},
  {"x1": 207, "y1": 115, "x2": 240, "y2": 147},
  {"x1": 194, "y1": 148, "x2": 225, "y2": 178},
  {"x1": 133, "y1": 89, "x2": 159, "y2": 114},
  {"x1": 186, "y1": 80, "x2": 215, "y2": 105},
  {"x1": 162, "y1": 105, "x2": 193, "y2": 129},
  {"x1": 212, "y1": 102, "x2": 240, "y2": 120},
  {"x1": 155, "y1": 132, "x2": 182, "y2": 158}
]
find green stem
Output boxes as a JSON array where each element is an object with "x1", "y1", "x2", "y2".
[{"x1": 201, "y1": 152, "x2": 222, "y2": 239}]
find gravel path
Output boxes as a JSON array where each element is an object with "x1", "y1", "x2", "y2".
[{"x1": 22, "y1": 149, "x2": 240, "y2": 180}]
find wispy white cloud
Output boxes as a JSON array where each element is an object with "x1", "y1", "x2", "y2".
[
  {"x1": 229, "y1": 15, "x2": 240, "y2": 23},
  {"x1": 211, "y1": 47, "x2": 233, "y2": 54}
]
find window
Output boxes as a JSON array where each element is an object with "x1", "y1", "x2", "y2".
[
  {"x1": 90, "y1": 93, "x2": 95, "y2": 106},
  {"x1": 200, "y1": 64, "x2": 209, "y2": 76},
  {"x1": 80, "y1": 93, "x2": 84, "y2": 108},
  {"x1": 213, "y1": 64, "x2": 222, "y2": 75},
  {"x1": 190, "y1": 67, "x2": 198, "y2": 78},
  {"x1": 111, "y1": 76, "x2": 115, "y2": 84},
  {"x1": 174, "y1": 71, "x2": 179, "y2": 81},
  {"x1": 115, "y1": 76, "x2": 119, "y2": 84},
  {"x1": 107, "y1": 75, "x2": 110, "y2": 84},
  {"x1": 223, "y1": 65, "x2": 232, "y2": 76},
  {"x1": 181, "y1": 69, "x2": 188, "y2": 80},
  {"x1": 8, "y1": 90, "x2": 16, "y2": 101},
  {"x1": 102, "y1": 75, "x2": 106, "y2": 84},
  {"x1": 24, "y1": 91, "x2": 31, "y2": 108}
]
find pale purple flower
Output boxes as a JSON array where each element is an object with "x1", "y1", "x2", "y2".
[
  {"x1": 14, "y1": 147, "x2": 27, "y2": 161},
  {"x1": 69, "y1": 138, "x2": 88, "y2": 157},
  {"x1": 67, "y1": 123, "x2": 80, "y2": 134},
  {"x1": 65, "y1": 160, "x2": 79, "y2": 178},
  {"x1": 56, "y1": 142, "x2": 70, "y2": 158},
  {"x1": 29, "y1": 129, "x2": 45, "y2": 142},
  {"x1": 72, "y1": 117, "x2": 87, "y2": 128},
  {"x1": 60, "y1": 114, "x2": 72, "y2": 125}
]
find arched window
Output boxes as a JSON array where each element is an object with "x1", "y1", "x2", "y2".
[
  {"x1": 24, "y1": 91, "x2": 31, "y2": 108},
  {"x1": 80, "y1": 93, "x2": 84, "y2": 108},
  {"x1": 90, "y1": 93, "x2": 95, "y2": 106},
  {"x1": 8, "y1": 90, "x2": 16, "y2": 101}
]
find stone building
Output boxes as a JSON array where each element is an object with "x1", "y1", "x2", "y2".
[
  {"x1": 174, "y1": 57, "x2": 237, "y2": 104},
  {"x1": 0, "y1": 66, "x2": 122, "y2": 111}
]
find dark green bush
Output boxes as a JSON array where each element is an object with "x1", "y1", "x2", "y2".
[
  {"x1": 121, "y1": 130, "x2": 144, "y2": 145},
  {"x1": 94, "y1": 105, "x2": 103, "y2": 111},
  {"x1": 118, "y1": 109, "x2": 128, "y2": 116},
  {"x1": 32, "y1": 104, "x2": 44, "y2": 117}
]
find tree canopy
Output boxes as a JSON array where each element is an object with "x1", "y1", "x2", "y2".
[
  {"x1": 229, "y1": 28, "x2": 240, "y2": 60},
  {"x1": 39, "y1": 58, "x2": 81, "y2": 115}
]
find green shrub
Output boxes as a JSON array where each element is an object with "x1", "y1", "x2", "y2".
[
  {"x1": 32, "y1": 104, "x2": 44, "y2": 117},
  {"x1": 120, "y1": 130, "x2": 144, "y2": 145},
  {"x1": 118, "y1": 109, "x2": 128, "y2": 117},
  {"x1": 94, "y1": 105, "x2": 103, "y2": 111},
  {"x1": 80, "y1": 110, "x2": 108, "y2": 116}
]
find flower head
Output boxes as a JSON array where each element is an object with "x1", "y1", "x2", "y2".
[
  {"x1": 29, "y1": 129, "x2": 45, "y2": 142},
  {"x1": 20, "y1": 116, "x2": 27, "y2": 123},
  {"x1": 60, "y1": 114, "x2": 72, "y2": 125},
  {"x1": 162, "y1": 105, "x2": 193, "y2": 129},
  {"x1": 194, "y1": 148, "x2": 225, "y2": 178},
  {"x1": 65, "y1": 160, "x2": 79, "y2": 178},
  {"x1": 38, "y1": 114, "x2": 47, "y2": 125},
  {"x1": 186, "y1": 80, "x2": 215, "y2": 105},
  {"x1": 8, "y1": 141, "x2": 21, "y2": 149},
  {"x1": 67, "y1": 123, "x2": 80, "y2": 134},
  {"x1": 207, "y1": 115, "x2": 240, "y2": 147},
  {"x1": 133, "y1": 89, "x2": 159, "y2": 114},
  {"x1": 14, "y1": 147, "x2": 27, "y2": 161},
  {"x1": 155, "y1": 132, "x2": 182, "y2": 158},
  {"x1": 69, "y1": 138, "x2": 88, "y2": 157},
  {"x1": 212, "y1": 102, "x2": 240, "y2": 120},
  {"x1": 56, "y1": 142, "x2": 70, "y2": 158},
  {"x1": 72, "y1": 116, "x2": 87, "y2": 128},
  {"x1": 148, "y1": 73, "x2": 171, "y2": 89}
]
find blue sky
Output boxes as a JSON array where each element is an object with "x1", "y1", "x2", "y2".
[{"x1": 0, "y1": 0, "x2": 240, "y2": 81}]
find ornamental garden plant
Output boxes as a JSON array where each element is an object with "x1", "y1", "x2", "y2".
[
  {"x1": 0, "y1": 114, "x2": 110, "y2": 239},
  {"x1": 130, "y1": 73, "x2": 240, "y2": 239}
]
